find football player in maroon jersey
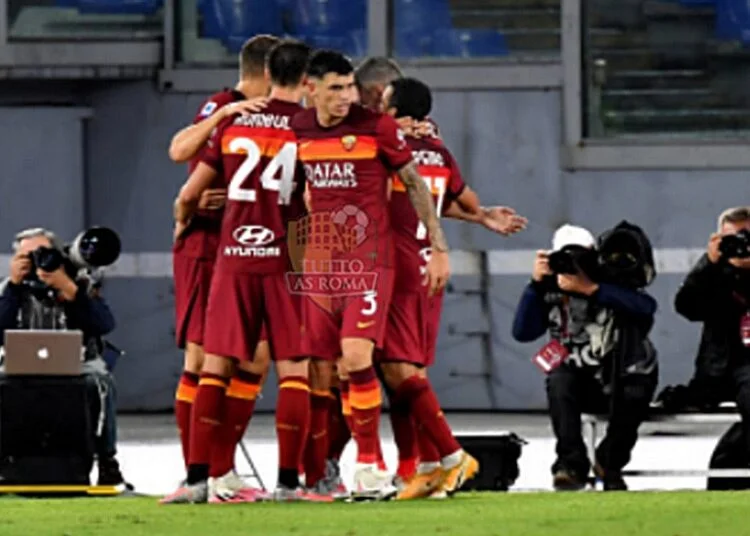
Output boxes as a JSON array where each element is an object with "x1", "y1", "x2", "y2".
[
  {"x1": 168, "y1": 35, "x2": 278, "y2": 493},
  {"x1": 292, "y1": 50, "x2": 451, "y2": 500},
  {"x1": 164, "y1": 41, "x2": 328, "y2": 504}
]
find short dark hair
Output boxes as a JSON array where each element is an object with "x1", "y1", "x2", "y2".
[
  {"x1": 388, "y1": 78, "x2": 432, "y2": 120},
  {"x1": 239, "y1": 34, "x2": 280, "y2": 78},
  {"x1": 306, "y1": 49, "x2": 354, "y2": 79},
  {"x1": 355, "y1": 57, "x2": 403, "y2": 89},
  {"x1": 267, "y1": 40, "x2": 311, "y2": 87}
]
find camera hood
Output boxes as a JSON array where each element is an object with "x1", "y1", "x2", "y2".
[{"x1": 597, "y1": 221, "x2": 656, "y2": 288}]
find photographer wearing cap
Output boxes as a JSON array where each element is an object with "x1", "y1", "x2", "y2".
[
  {"x1": 512, "y1": 223, "x2": 658, "y2": 491},
  {"x1": 0, "y1": 227, "x2": 128, "y2": 488},
  {"x1": 675, "y1": 207, "x2": 750, "y2": 461}
]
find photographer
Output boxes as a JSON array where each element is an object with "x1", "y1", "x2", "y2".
[
  {"x1": 512, "y1": 223, "x2": 658, "y2": 491},
  {"x1": 675, "y1": 207, "x2": 750, "y2": 464},
  {"x1": 0, "y1": 228, "x2": 128, "y2": 487}
]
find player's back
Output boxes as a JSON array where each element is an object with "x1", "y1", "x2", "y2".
[
  {"x1": 176, "y1": 89, "x2": 244, "y2": 260},
  {"x1": 205, "y1": 98, "x2": 305, "y2": 273},
  {"x1": 390, "y1": 135, "x2": 464, "y2": 291},
  {"x1": 293, "y1": 104, "x2": 413, "y2": 268}
]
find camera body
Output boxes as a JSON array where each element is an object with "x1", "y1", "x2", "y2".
[
  {"x1": 21, "y1": 227, "x2": 121, "y2": 299},
  {"x1": 719, "y1": 229, "x2": 750, "y2": 260}
]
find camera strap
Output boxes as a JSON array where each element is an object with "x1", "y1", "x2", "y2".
[{"x1": 560, "y1": 296, "x2": 570, "y2": 341}]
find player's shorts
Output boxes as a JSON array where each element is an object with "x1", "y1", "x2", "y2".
[
  {"x1": 203, "y1": 270, "x2": 303, "y2": 362},
  {"x1": 380, "y1": 289, "x2": 445, "y2": 368},
  {"x1": 302, "y1": 267, "x2": 395, "y2": 361},
  {"x1": 173, "y1": 253, "x2": 214, "y2": 349}
]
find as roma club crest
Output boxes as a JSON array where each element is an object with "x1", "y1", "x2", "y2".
[{"x1": 341, "y1": 135, "x2": 357, "y2": 151}]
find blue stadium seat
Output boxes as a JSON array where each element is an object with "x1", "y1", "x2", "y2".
[
  {"x1": 288, "y1": 0, "x2": 366, "y2": 37},
  {"x1": 432, "y1": 29, "x2": 509, "y2": 58},
  {"x1": 198, "y1": 0, "x2": 224, "y2": 39},
  {"x1": 76, "y1": 0, "x2": 163, "y2": 15},
  {"x1": 716, "y1": 0, "x2": 750, "y2": 44},
  {"x1": 393, "y1": 0, "x2": 452, "y2": 57},
  {"x1": 303, "y1": 31, "x2": 366, "y2": 57},
  {"x1": 209, "y1": 0, "x2": 285, "y2": 53}
]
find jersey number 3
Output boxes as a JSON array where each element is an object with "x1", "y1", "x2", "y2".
[{"x1": 227, "y1": 137, "x2": 297, "y2": 205}]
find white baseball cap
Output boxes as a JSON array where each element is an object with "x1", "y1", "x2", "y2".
[{"x1": 552, "y1": 224, "x2": 596, "y2": 252}]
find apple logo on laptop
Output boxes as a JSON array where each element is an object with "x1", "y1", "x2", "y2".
[{"x1": 37, "y1": 347, "x2": 49, "y2": 360}]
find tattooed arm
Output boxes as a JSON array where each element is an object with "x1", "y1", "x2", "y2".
[
  {"x1": 396, "y1": 161, "x2": 449, "y2": 252},
  {"x1": 397, "y1": 161, "x2": 451, "y2": 296}
]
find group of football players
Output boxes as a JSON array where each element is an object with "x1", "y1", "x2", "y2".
[{"x1": 161, "y1": 34, "x2": 527, "y2": 504}]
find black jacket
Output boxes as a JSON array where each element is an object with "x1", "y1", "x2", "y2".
[
  {"x1": 512, "y1": 278, "x2": 658, "y2": 379},
  {"x1": 675, "y1": 254, "x2": 750, "y2": 383},
  {"x1": 0, "y1": 277, "x2": 115, "y2": 357}
]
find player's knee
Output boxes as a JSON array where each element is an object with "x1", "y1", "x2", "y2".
[
  {"x1": 249, "y1": 341, "x2": 272, "y2": 372},
  {"x1": 310, "y1": 359, "x2": 334, "y2": 390},
  {"x1": 380, "y1": 361, "x2": 418, "y2": 389},
  {"x1": 277, "y1": 357, "x2": 309, "y2": 380},
  {"x1": 184, "y1": 342, "x2": 205, "y2": 374},
  {"x1": 201, "y1": 353, "x2": 234, "y2": 377},
  {"x1": 340, "y1": 339, "x2": 374, "y2": 372}
]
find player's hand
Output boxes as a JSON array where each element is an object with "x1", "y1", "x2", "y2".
[
  {"x1": 37, "y1": 267, "x2": 78, "y2": 300},
  {"x1": 557, "y1": 272, "x2": 599, "y2": 296},
  {"x1": 395, "y1": 116, "x2": 416, "y2": 137},
  {"x1": 222, "y1": 97, "x2": 269, "y2": 118},
  {"x1": 174, "y1": 221, "x2": 189, "y2": 243},
  {"x1": 413, "y1": 120, "x2": 437, "y2": 139},
  {"x1": 482, "y1": 206, "x2": 528, "y2": 236},
  {"x1": 707, "y1": 232, "x2": 723, "y2": 264},
  {"x1": 424, "y1": 249, "x2": 450, "y2": 297},
  {"x1": 532, "y1": 250, "x2": 552, "y2": 282},
  {"x1": 9, "y1": 252, "x2": 31, "y2": 285},
  {"x1": 198, "y1": 188, "x2": 227, "y2": 210}
]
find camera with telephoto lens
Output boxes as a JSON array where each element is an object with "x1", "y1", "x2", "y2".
[
  {"x1": 719, "y1": 229, "x2": 750, "y2": 260},
  {"x1": 548, "y1": 247, "x2": 598, "y2": 276},
  {"x1": 23, "y1": 227, "x2": 121, "y2": 298}
]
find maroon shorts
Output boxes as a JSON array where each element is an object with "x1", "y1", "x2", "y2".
[
  {"x1": 203, "y1": 270, "x2": 303, "y2": 362},
  {"x1": 380, "y1": 290, "x2": 444, "y2": 368},
  {"x1": 302, "y1": 267, "x2": 395, "y2": 361},
  {"x1": 173, "y1": 253, "x2": 214, "y2": 349}
]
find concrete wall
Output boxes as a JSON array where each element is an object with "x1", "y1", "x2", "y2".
[{"x1": 0, "y1": 81, "x2": 741, "y2": 411}]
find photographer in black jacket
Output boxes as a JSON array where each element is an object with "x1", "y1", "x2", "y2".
[
  {"x1": 512, "y1": 223, "x2": 658, "y2": 491},
  {"x1": 0, "y1": 227, "x2": 127, "y2": 487},
  {"x1": 675, "y1": 207, "x2": 750, "y2": 461}
]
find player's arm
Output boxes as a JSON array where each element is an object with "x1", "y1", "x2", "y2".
[
  {"x1": 174, "y1": 163, "x2": 219, "y2": 224},
  {"x1": 168, "y1": 98, "x2": 268, "y2": 162},
  {"x1": 397, "y1": 161, "x2": 449, "y2": 253}
]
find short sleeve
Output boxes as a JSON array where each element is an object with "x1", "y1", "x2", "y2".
[
  {"x1": 195, "y1": 99, "x2": 221, "y2": 122},
  {"x1": 375, "y1": 114, "x2": 413, "y2": 171},
  {"x1": 444, "y1": 149, "x2": 466, "y2": 200},
  {"x1": 200, "y1": 118, "x2": 231, "y2": 172}
]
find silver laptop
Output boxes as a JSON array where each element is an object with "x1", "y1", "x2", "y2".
[{"x1": 3, "y1": 330, "x2": 83, "y2": 376}]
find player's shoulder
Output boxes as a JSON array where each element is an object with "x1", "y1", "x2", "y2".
[
  {"x1": 347, "y1": 104, "x2": 392, "y2": 132},
  {"x1": 265, "y1": 98, "x2": 304, "y2": 116},
  {"x1": 195, "y1": 88, "x2": 241, "y2": 120},
  {"x1": 290, "y1": 107, "x2": 317, "y2": 131}
]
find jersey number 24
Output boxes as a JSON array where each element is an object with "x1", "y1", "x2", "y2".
[{"x1": 227, "y1": 137, "x2": 297, "y2": 205}]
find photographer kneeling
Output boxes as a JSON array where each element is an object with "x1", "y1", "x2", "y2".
[
  {"x1": 0, "y1": 228, "x2": 128, "y2": 487},
  {"x1": 512, "y1": 223, "x2": 658, "y2": 491},
  {"x1": 675, "y1": 207, "x2": 750, "y2": 466}
]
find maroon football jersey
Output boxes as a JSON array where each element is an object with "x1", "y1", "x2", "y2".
[
  {"x1": 201, "y1": 99, "x2": 306, "y2": 273},
  {"x1": 292, "y1": 104, "x2": 413, "y2": 269},
  {"x1": 176, "y1": 89, "x2": 244, "y2": 260},
  {"x1": 389, "y1": 136, "x2": 466, "y2": 292}
]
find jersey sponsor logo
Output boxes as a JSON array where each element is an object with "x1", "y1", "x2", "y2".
[
  {"x1": 341, "y1": 135, "x2": 357, "y2": 151},
  {"x1": 200, "y1": 101, "x2": 218, "y2": 117},
  {"x1": 412, "y1": 149, "x2": 445, "y2": 167},
  {"x1": 224, "y1": 225, "x2": 280, "y2": 258},
  {"x1": 305, "y1": 162, "x2": 358, "y2": 188}
]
